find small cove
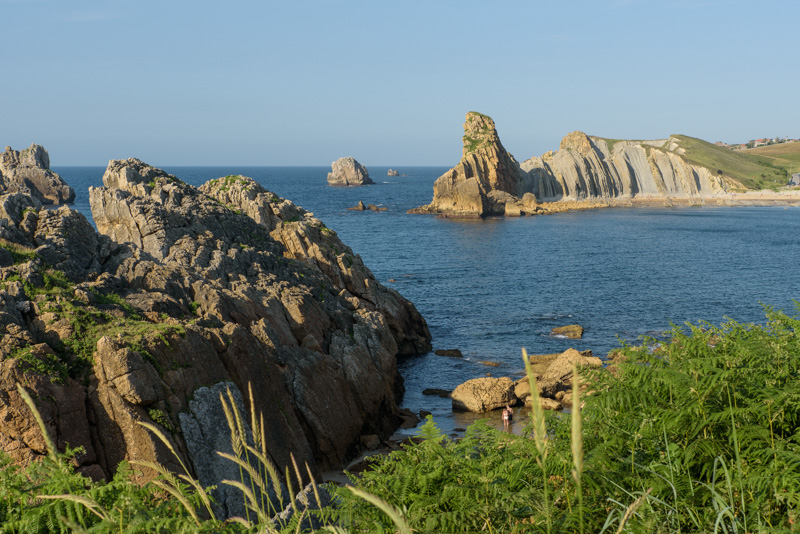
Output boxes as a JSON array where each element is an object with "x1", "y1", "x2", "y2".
[{"x1": 58, "y1": 165, "x2": 800, "y2": 436}]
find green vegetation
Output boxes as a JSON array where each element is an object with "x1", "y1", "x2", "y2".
[
  {"x1": 671, "y1": 135, "x2": 788, "y2": 189},
  {"x1": 0, "y1": 239, "x2": 37, "y2": 264},
  {"x1": 334, "y1": 308, "x2": 800, "y2": 532},
  {"x1": 4, "y1": 308, "x2": 800, "y2": 532},
  {"x1": 462, "y1": 112, "x2": 494, "y2": 153},
  {"x1": 746, "y1": 142, "x2": 800, "y2": 176}
]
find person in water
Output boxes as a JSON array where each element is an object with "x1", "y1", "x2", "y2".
[{"x1": 502, "y1": 404, "x2": 513, "y2": 427}]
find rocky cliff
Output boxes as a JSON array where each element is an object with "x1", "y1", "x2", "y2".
[
  {"x1": 410, "y1": 112, "x2": 536, "y2": 217},
  {"x1": 522, "y1": 132, "x2": 732, "y2": 202},
  {"x1": 327, "y1": 157, "x2": 374, "y2": 186},
  {"x1": 412, "y1": 113, "x2": 738, "y2": 217},
  {"x1": 1, "y1": 156, "x2": 430, "y2": 516},
  {"x1": 0, "y1": 144, "x2": 75, "y2": 205}
]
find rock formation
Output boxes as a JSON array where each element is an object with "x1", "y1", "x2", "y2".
[
  {"x1": 327, "y1": 157, "x2": 374, "y2": 186},
  {"x1": 451, "y1": 348, "x2": 602, "y2": 413},
  {"x1": 0, "y1": 144, "x2": 75, "y2": 204},
  {"x1": 387, "y1": 169, "x2": 399, "y2": 177},
  {"x1": 521, "y1": 133, "x2": 731, "y2": 202},
  {"x1": 410, "y1": 112, "x2": 532, "y2": 217},
  {"x1": 411, "y1": 113, "x2": 739, "y2": 217},
  {"x1": 0, "y1": 156, "x2": 431, "y2": 518}
]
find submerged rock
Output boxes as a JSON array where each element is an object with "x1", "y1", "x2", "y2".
[
  {"x1": 327, "y1": 157, "x2": 374, "y2": 186},
  {"x1": 551, "y1": 324, "x2": 584, "y2": 339}
]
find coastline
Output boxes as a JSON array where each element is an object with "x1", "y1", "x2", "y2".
[{"x1": 410, "y1": 189, "x2": 800, "y2": 218}]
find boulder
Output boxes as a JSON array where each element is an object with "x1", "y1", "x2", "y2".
[
  {"x1": 327, "y1": 157, "x2": 374, "y2": 186},
  {"x1": 551, "y1": 324, "x2": 584, "y2": 339},
  {"x1": 526, "y1": 348, "x2": 602, "y2": 398},
  {"x1": 0, "y1": 145, "x2": 75, "y2": 204},
  {"x1": 387, "y1": 169, "x2": 399, "y2": 177},
  {"x1": 434, "y1": 349, "x2": 462, "y2": 358},
  {"x1": 451, "y1": 377, "x2": 515, "y2": 412}
]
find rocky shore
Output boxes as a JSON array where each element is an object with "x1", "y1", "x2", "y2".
[
  {"x1": 411, "y1": 112, "x2": 800, "y2": 218},
  {"x1": 0, "y1": 149, "x2": 431, "y2": 517}
]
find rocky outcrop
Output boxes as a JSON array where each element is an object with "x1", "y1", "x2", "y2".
[
  {"x1": 1, "y1": 157, "x2": 431, "y2": 518},
  {"x1": 521, "y1": 132, "x2": 731, "y2": 202},
  {"x1": 451, "y1": 377, "x2": 515, "y2": 412},
  {"x1": 410, "y1": 112, "x2": 531, "y2": 217},
  {"x1": 327, "y1": 157, "x2": 374, "y2": 186},
  {"x1": 450, "y1": 348, "x2": 603, "y2": 413},
  {"x1": 411, "y1": 113, "x2": 740, "y2": 217},
  {"x1": 551, "y1": 324, "x2": 584, "y2": 339},
  {"x1": 0, "y1": 144, "x2": 75, "y2": 204},
  {"x1": 387, "y1": 169, "x2": 399, "y2": 177},
  {"x1": 517, "y1": 348, "x2": 602, "y2": 408}
]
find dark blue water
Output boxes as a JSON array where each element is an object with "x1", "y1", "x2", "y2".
[{"x1": 56, "y1": 166, "x2": 800, "y2": 433}]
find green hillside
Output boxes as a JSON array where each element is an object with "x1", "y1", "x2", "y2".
[
  {"x1": 671, "y1": 134, "x2": 788, "y2": 190},
  {"x1": 745, "y1": 141, "x2": 800, "y2": 175}
]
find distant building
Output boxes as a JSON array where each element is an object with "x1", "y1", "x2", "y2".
[{"x1": 791, "y1": 173, "x2": 800, "y2": 186}]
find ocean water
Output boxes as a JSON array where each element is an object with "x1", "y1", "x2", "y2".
[{"x1": 55, "y1": 166, "x2": 800, "y2": 434}]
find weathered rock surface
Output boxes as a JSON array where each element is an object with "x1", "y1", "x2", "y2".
[
  {"x1": 327, "y1": 157, "x2": 374, "y2": 186},
  {"x1": 518, "y1": 348, "x2": 602, "y2": 405},
  {"x1": 411, "y1": 113, "x2": 740, "y2": 217},
  {"x1": 0, "y1": 157, "x2": 431, "y2": 519},
  {"x1": 521, "y1": 132, "x2": 732, "y2": 202},
  {"x1": 0, "y1": 145, "x2": 75, "y2": 204},
  {"x1": 410, "y1": 112, "x2": 529, "y2": 217},
  {"x1": 551, "y1": 324, "x2": 584, "y2": 339},
  {"x1": 451, "y1": 377, "x2": 515, "y2": 412}
]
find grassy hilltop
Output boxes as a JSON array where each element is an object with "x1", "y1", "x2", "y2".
[
  {"x1": 671, "y1": 135, "x2": 793, "y2": 190},
  {"x1": 599, "y1": 134, "x2": 794, "y2": 190},
  {"x1": 745, "y1": 142, "x2": 800, "y2": 176}
]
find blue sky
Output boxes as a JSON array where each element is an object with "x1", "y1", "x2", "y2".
[{"x1": 2, "y1": 0, "x2": 798, "y2": 166}]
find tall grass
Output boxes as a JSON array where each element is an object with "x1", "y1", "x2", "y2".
[{"x1": 3, "y1": 307, "x2": 800, "y2": 532}]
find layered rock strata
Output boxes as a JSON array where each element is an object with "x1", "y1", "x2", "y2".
[
  {"x1": 327, "y1": 157, "x2": 374, "y2": 186},
  {"x1": 0, "y1": 144, "x2": 75, "y2": 204},
  {"x1": 0, "y1": 157, "x2": 431, "y2": 516},
  {"x1": 411, "y1": 113, "x2": 737, "y2": 217}
]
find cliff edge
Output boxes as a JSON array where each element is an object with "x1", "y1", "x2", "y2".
[
  {"x1": 1, "y1": 154, "x2": 431, "y2": 517},
  {"x1": 411, "y1": 113, "x2": 740, "y2": 217}
]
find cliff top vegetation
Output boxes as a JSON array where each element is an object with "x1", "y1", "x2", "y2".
[
  {"x1": 670, "y1": 134, "x2": 788, "y2": 190},
  {"x1": 745, "y1": 141, "x2": 800, "y2": 175}
]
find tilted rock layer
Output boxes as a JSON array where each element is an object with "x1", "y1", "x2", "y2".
[
  {"x1": 1, "y1": 157, "x2": 431, "y2": 500},
  {"x1": 0, "y1": 144, "x2": 75, "y2": 205},
  {"x1": 412, "y1": 112, "x2": 738, "y2": 217}
]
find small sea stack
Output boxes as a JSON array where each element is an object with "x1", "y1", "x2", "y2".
[{"x1": 327, "y1": 157, "x2": 374, "y2": 186}]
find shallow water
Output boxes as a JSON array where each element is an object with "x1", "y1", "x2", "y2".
[{"x1": 56, "y1": 165, "x2": 800, "y2": 435}]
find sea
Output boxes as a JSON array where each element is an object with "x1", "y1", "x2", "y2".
[{"x1": 55, "y1": 165, "x2": 800, "y2": 435}]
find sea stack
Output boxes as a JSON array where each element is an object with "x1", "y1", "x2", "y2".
[
  {"x1": 409, "y1": 112, "x2": 533, "y2": 217},
  {"x1": 0, "y1": 144, "x2": 75, "y2": 204},
  {"x1": 327, "y1": 157, "x2": 374, "y2": 186}
]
